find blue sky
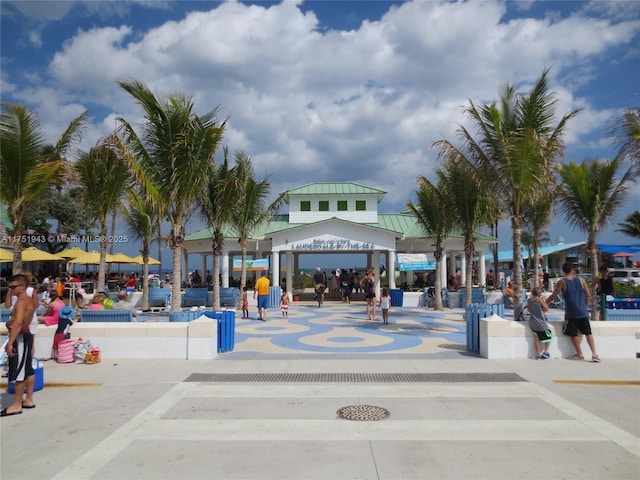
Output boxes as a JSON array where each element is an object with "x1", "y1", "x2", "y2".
[{"x1": 1, "y1": 1, "x2": 639, "y2": 270}]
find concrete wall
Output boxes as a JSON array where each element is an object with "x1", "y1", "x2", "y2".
[
  {"x1": 480, "y1": 314, "x2": 640, "y2": 359},
  {"x1": 26, "y1": 316, "x2": 218, "y2": 361}
]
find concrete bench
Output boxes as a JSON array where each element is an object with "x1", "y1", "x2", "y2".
[
  {"x1": 182, "y1": 288, "x2": 209, "y2": 307},
  {"x1": 480, "y1": 314, "x2": 640, "y2": 359},
  {"x1": 220, "y1": 287, "x2": 240, "y2": 307},
  {"x1": 148, "y1": 288, "x2": 171, "y2": 308},
  {"x1": 80, "y1": 309, "x2": 133, "y2": 323}
]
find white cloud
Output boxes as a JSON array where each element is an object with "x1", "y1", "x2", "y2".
[{"x1": 4, "y1": 0, "x2": 639, "y2": 248}]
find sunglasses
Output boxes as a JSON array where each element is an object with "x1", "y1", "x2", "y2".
[{"x1": 8, "y1": 284, "x2": 22, "y2": 290}]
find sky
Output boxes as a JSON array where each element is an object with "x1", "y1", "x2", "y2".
[{"x1": 1, "y1": 0, "x2": 639, "y2": 271}]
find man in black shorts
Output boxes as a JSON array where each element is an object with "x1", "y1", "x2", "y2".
[
  {"x1": 3, "y1": 274, "x2": 37, "y2": 416},
  {"x1": 547, "y1": 263, "x2": 600, "y2": 362}
]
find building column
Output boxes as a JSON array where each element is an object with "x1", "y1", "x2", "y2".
[
  {"x1": 272, "y1": 250, "x2": 280, "y2": 288},
  {"x1": 286, "y1": 251, "x2": 293, "y2": 295},
  {"x1": 201, "y1": 254, "x2": 207, "y2": 284},
  {"x1": 478, "y1": 250, "x2": 486, "y2": 288},
  {"x1": 387, "y1": 249, "x2": 396, "y2": 289},
  {"x1": 373, "y1": 251, "x2": 381, "y2": 297},
  {"x1": 293, "y1": 253, "x2": 299, "y2": 286},
  {"x1": 460, "y1": 254, "x2": 466, "y2": 286},
  {"x1": 441, "y1": 250, "x2": 448, "y2": 288},
  {"x1": 222, "y1": 251, "x2": 230, "y2": 288}
]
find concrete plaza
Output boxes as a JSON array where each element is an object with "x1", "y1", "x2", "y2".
[{"x1": 1, "y1": 300, "x2": 639, "y2": 480}]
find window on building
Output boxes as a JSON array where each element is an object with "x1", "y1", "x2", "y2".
[
  {"x1": 319, "y1": 200, "x2": 329, "y2": 211},
  {"x1": 356, "y1": 200, "x2": 366, "y2": 211},
  {"x1": 337, "y1": 200, "x2": 348, "y2": 211},
  {"x1": 301, "y1": 200, "x2": 311, "y2": 211}
]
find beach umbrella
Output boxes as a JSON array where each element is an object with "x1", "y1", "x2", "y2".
[
  {"x1": 611, "y1": 251, "x2": 633, "y2": 258},
  {"x1": 58, "y1": 247, "x2": 87, "y2": 259},
  {"x1": 70, "y1": 250, "x2": 138, "y2": 264},
  {"x1": 131, "y1": 255, "x2": 161, "y2": 265},
  {"x1": 108, "y1": 252, "x2": 138, "y2": 264},
  {"x1": 0, "y1": 247, "x2": 13, "y2": 262},
  {"x1": 21, "y1": 247, "x2": 65, "y2": 262}
]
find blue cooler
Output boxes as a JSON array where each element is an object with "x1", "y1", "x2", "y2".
[{"x1": 8, "y1": 359, "x2": 44, "y2": 393}]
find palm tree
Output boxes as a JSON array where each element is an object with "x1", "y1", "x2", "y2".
[
  {"x1": 117, "y1": 80, "x2": 225, "y2": 311},
  {"x1": 613, "y1": 108, "x2": 640, "y2": 175},
  {"x1": 121, "y1": 189, "x2": 159, "y2": 311},
  {"x1": 436, "y1": 159, "x2": 496, "y2": 305},
  {"x1": 557, "y1": 156, "x2": 634, "y2": 320},
  {"x1": 231, "y1": 151, "x2": 285, "y2": 291},
  {"x1": 75, "y1": 138, "x2": 130, "y2": 292},
  {"x1": 406, "y1": 176, "x2": 455, "y2": 310},
  {"x1": 617, "y1": 211, "x2": 640, "y2": 239},
  {"x1": 436, "y1": 68, "x2": 579, "y2": 307},
  {"x1": 0, "y1": 103, "x2": 87, "y2": 273},
  {"x1": 200, "y1": 149, "x2": 236, "y2": 311},
  {"x1": 522, "y1": 188, "x2": 554, "y2": 288}
]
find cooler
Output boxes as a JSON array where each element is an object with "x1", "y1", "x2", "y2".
[{"x1": 8, "y1": 359, "x2": 44, "y2": 393}]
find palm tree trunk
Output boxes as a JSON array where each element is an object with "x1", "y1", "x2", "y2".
[
  {"x1": 588, "y1": 231, "x2": 600, "y2": 321},
  {"x1": 433, "y1": 244, "x2": 443, "y2": 310},
  {"x1": 512, "y1": 216, "x2": 524, "y2": 307},
  {"x1": 11, "y1": 210, "x2": 25, "y2": 275},
  {"x1": 465, "y1": 241, "x2": 474, "y2": 305},
  {"x1": 97, "y1": 224, "x2": 108, "y2": 293},
  {"x1": 212, "y1": 244, "x2": 221, "y2": 311},
  {"x1": 141, "y1": 244, "x2": 150, "y2": 311},
  {"x1": 170, "y1": 225, "x2": 183, "y2": 312},
  {"x1": 241, "y1": 242, "x2": 248, "y2": 290}
]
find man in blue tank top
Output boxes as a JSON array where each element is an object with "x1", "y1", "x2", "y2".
[{"x1": 547, "y1": 262, "x2": 600, "y2": 362}]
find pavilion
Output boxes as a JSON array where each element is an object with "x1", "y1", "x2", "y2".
[{"x1": 183, "y1": 182, "x2": 496, "y2": 295}]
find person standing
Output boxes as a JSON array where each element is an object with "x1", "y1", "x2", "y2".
[
  {"x1": 4, "y1": 272, "x2": 39, "y2": 409},
  {"x1": 547, "y1": 262, "x2": 600, "y2": 362},
  {"x1": 241, "y1": 286, "x2": 249, "y2": 318},
  {"x1": 527, "y1": 287, "x2": 552, "y2": 360},
  {"x1": 253, "y1": 271, "x2": 270, "y2": 321},
  {"x1": 379, "y1": 287, "x2": 391, "y2": 325},
  {"x1": 362, "y1": 269, "x2": 377, "y2": 321},
  {"x1": 2, "y1": 274, "x2": 38, "y2": 416},
  {"x1": 593, "y1": 264, "x2": 614, "y2": 296},
  {"x1": 313, "y1": 267, "x2": 326, "y2": 306}
]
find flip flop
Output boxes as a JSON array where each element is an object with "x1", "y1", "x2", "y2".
[
  {"x1": 22, "y1": 404, "x2": 36, "y2": 409},
  {"x1": 1, "y1": 408, "x2": 22, "y2": 417}
]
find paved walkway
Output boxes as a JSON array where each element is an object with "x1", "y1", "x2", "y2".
[{"x1": 1, "y1": 301, "x2": 638, "y2": 480}]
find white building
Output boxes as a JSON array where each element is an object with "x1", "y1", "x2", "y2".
[{"x1": 183, "y1": 182, "x2": 496, "y2": 294}]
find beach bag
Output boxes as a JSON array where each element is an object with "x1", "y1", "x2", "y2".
[
  {"x1": 85, "y1": 348, "x2": 101, "y2": 364},
  {"x1": 57, "y1": 339, "x2": 75, "y2": 363},
  {"x1": 74, "y1": 339, "x2": 93, "y2": 363}
]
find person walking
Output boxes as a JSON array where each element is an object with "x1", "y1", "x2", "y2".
[
  {"x1": 280, "y1": 292, "x2": 289, "y2": 318},
  {"x1": 2, "y1": 274, "x2": 38, "y2": 417},
  {"x1": 527, "y1": 287, "x2": 552, "y2": 360},
  {"x1": 313, "y1": 267, "x2": 326, "y2": 306},
  {"x1": 547, "y1": 262, "x2": 600, "y2": 362},
  {"x1": 253, "y1": 271, "x2": 270, "y2": 321}
]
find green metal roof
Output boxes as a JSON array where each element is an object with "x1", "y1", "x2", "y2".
[
  {"x1": 185, "y1": 213, "x2": 496, "y2": 243},
  {"x1": 283, "y1": 182, "x2": 387, "y2": 203}
]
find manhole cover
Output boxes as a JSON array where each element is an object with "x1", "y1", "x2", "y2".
[{"x1": 337, "y1": 404, "x2": 390, "y2": 421}]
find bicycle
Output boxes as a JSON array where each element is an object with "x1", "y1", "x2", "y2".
[{"x1": 418, "y1": 287, "x2": 435, "y2": 308}]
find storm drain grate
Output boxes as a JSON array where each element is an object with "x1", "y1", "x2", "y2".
[
  {"x1": 184, "y1": 372, "x2": 527, "y2": 383},
  {"x1": 337, "y1": 404, "x2": 390, "y2": 421}
]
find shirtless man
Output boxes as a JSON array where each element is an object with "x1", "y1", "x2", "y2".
[{"x1": 2, "y1": 274, "x2": 37, "y2": 417}]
